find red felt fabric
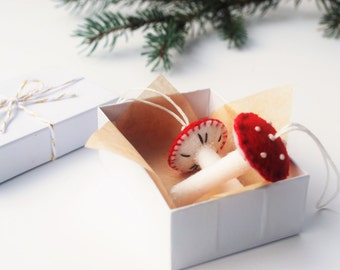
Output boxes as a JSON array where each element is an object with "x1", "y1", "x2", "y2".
[{"x1": 234, "y1": 112, "x2": 290, "y2": 182}]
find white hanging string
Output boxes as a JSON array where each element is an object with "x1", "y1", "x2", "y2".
[
  {"x1": 117, "y1": 87, "x2": 190, "y2": 128},
  {"x1": 274, "y1": 123, "x2": 340, "y2": 209}
]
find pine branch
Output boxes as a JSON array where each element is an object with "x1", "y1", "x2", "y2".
[
  {"x1": 69, "y1": 2, "x2": 251, "y2": 68},
  {"x1": 74, "y1": 12, "x2": 127, "y2": 54},
  {"x1": 73, "y1": 8, "x2": 175, "y2": 53},
  {"x1": 214, "y1": 14, "x2": 248, "y2": 48},
  {"x1": 55, "y1": 0, "x2": 121, "y2": 14},
  {"x1": 319, "y1": 0, "x2": 340, "y2": 38},
  {"x1": 56, "y1": 0, "x2": 340, "y2": 71},
  {"x1": 142, "y1": 21, "x2": 187, "y2": 71}
]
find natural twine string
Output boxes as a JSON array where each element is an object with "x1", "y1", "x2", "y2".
[{"x1": 0, "y1": 77, "x2": 83, "y2": 160}]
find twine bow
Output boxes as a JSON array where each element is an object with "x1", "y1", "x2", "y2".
[{"x1": 0, "y1": 77, "x2": 83, "y2": 160}]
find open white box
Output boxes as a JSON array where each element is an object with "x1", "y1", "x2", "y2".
[
  {"x1": 88, "y1": 78, "x2": 310, "y2": 269},
  {"x1": 0, "y1": 70, "x2": 116, "y2": 183}
]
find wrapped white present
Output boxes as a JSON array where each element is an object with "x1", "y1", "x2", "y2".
[{"x1": 0, "y1": 70, "x2": 116, "y2": 182}]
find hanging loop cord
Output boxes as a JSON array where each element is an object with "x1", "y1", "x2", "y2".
[
  {"x1": 274, "y1": 123, "x2": 340, "y2": 209},
  {"x1": 117, "y1": 87, "x2": 190, "y2": 128}
]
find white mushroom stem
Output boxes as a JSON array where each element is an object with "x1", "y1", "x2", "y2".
[
  {"x1": 196, "y1": 146, "x2": 221, "y2": 167},
  {"x1": 171, "y1": 149, "x2": 247, "y2": 207},
  {"x1": 196, "y1": 147, "x2": 244, "y2": 192}
]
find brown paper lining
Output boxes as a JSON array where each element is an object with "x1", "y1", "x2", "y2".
[{"x1": 87, "y1": 75, "x2": 293, "y2": 209}]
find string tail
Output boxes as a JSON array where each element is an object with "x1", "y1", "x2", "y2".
[
  {"x1": 275, "y1": 123, "x2": 340, "y2": 209},
  {"x1": 19, "y1": 104, "x2": 57, "y2": 160}
]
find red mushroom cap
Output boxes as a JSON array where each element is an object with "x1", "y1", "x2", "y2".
[
  {"x1": 233, "y1": 112, "x2": 289, "y2": 182},
  {"x1": 168, "y1": 118, "x2": 228, "y2": 173}
]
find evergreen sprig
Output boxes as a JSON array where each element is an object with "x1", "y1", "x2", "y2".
[
  {"x1": 142, "y1": 21, "x2": 187, "y2": 70},
  {"x1": 57, "y1": 0, "x2": 340, "y2": 71},
  {"x1": 319, "y1": 0, "x2": 340, "y2": 38}
]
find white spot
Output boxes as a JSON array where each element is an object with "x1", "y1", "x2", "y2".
[
  {"x1": 260, "y1": 152, "x2": 267, "y2": 158},
  {"x1": 268, "y1": 134, "x2": 275, "y2": 141},
  {"x1": 255, "y1": 126, "x2": 261, "y2": 132},
  {"x1": 267, "y1": 120, "x2": 272, "y2": 125},
  {"x1": 279, "y1": 154, "x2": 285, "y2": 160}
]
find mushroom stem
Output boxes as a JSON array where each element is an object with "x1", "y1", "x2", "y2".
[
  {"x1": 171, "y1": 150, "x2": 249, "y2": 206},
  {"x1": 195, "y1": 146, "x2": 244, "y2": 194},
  {"x1": 195, "y1": 146, "x2": 221, "y2": 168}
]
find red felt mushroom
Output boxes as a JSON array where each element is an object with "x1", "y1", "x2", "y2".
[
  {"x1": 234, "y1": 112, "x2": 289, "y2": 181},
  {"x1": 170, "y1": 112, "x2": 290, "y2": 207}
]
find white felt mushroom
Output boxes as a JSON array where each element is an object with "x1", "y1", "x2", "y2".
[
  {"x1": 170, "y1": 112, "x2": 290, "y2": 207},
  {"x1": 168, "y1": 118, "x2": 229, "y2": 172},
  {"x1": 168, "y1": 117, "x2": 244, "y2": 204}
]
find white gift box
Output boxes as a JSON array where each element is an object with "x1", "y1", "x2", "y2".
[
  {"x1": 87, "y1": 79, "x2": 310, "y2": 269},
  {"x1": 0, "y1": 70, "x2": 116, "y2": 183}
]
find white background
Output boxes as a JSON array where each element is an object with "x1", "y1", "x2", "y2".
[{"x1": 0, "y1": 1, "x2": 340, "y2": 269}]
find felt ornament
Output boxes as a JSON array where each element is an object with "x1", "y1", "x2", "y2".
[
  {"x1": 170, "y1": 112, "x2": 290, "y2": 206},
  {"x1": 168, "y1": 118, "x2": 228, "y2": 172},
  {"x1": 118, "y1": 88, "x2": 231, "y2": 173},
  {"x1": 171, "y1": 112, "x2": 340, "y2": 208},
  {"x1": 117, "y1": 87, "x2": 245, "y2": 201},
  {"x1": 233, "y1": 112, "x2": 289, "y2": 181}
]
